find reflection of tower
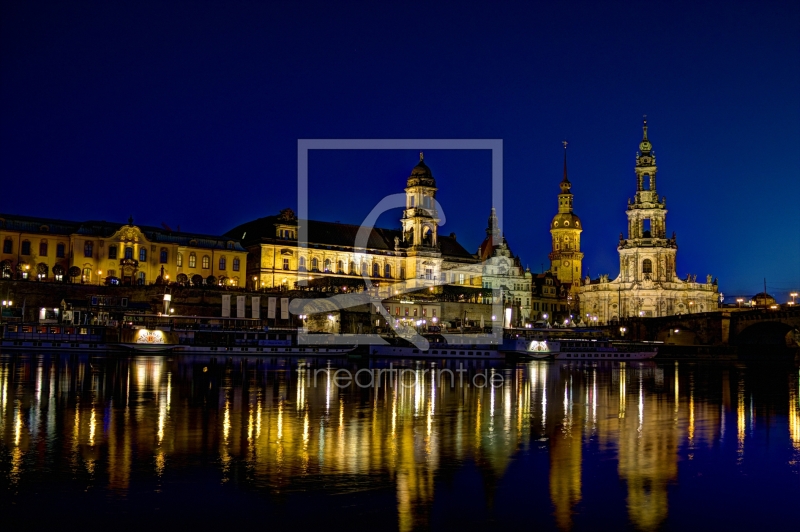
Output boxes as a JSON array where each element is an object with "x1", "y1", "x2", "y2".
[
  {"x1": 549, "y1": 141, "x2": 583, "y2": 286},
  {"x1": 548, "y1": 366, "x2": 584, "y2": 531}
]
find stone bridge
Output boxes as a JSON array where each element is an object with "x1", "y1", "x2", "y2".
[{"x1": 621, "y1": 308, "x2": 800, "y2": 347}]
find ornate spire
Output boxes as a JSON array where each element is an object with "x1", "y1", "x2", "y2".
[
  {"x1": 560, "y1": 141, "x2": 572, "y2": 194},
  {"x1": 486, "y1": 207, "x2": 501, "y2": 239},
  {"x1": 419, "y1": 151, "x2": 424, "y2": 161},
  {"x1": 639, "y1": 115, "x2": 653, "y2": 155}
]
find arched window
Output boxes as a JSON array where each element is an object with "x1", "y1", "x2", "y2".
[
  {"x1": 139, "y1": 248, "x2": 147, "y2": 261},
  {"x1": 642, "y1": 259, "x2": 653, "y2": 274},
  {"x1": 108, "y1": 245, "x2": 118, "y2": 259},
  {"x1": 324, "y1": 258, "x2": 331, "y2": 272},
  {"x1": 299, "y1": 257, "x2": 306, "y2": 271},
  {"x1": 21, "y1": 240, "x2": 31, "y2": 255},
  {"x1": 82, "y1": 268, "x2": 92, "y2": 282},
  {"x1": 39, "y1": 241, "x2": 48, "y2": 257},
  {"x1": 2, "y1": 238, "x2": 12, "y2": 254},
  {"x1": 311, "y1": 258, "x2": 319, "y2": 271},
  {"x1": 83, "y1": 242, "x2": 93, "y2": 258},
  {"x1": 361, "y1": 262, "x2": 368, "y2": 276},
  {"x1": 160, "y1": 248, "x2": 168, "y2": 263},
  {"x1": 201, "y1": 255, "x2": 210, "y2": 269},
  {"x1": 400, "y1": 266, "x2": 406, "y2": 279},
  {"x1": 337, "y1": 260, "x2": 343, "y2": 273},
  {"x1": 643, "y1": 174, "x2": 651, "y2": 190},
  {"x1": 384, "y1": 264, "x2": 392, "y2": 278},
  {"x1": 177, "y1": 253, "x2": 183, "y2": 267},
  {"x1": 125, "y1": 247, "x2": 133, "y2": 259},
  {"x1": 219, "y1": 256, "x2": 226, "y2": 270},
  {"x1": 349, "y1": 261, "x2": 355, "y2": 275},
  {"x1": 373, "y1": 263, "x2": 380, "y2": 277},
  {"x1": 232, "y1": 258, "x2": 240, "y2": 271},
  {"x1": 189, "y1": 253, "x2": 197, "y2": 268}
]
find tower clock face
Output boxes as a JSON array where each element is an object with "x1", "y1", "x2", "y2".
[{"x1": 564, "y1": 261, "x2": 570, "y2": 266}]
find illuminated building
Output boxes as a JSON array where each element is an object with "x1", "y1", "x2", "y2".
[
  {"x1": 0, "y1": 215, "x2": 247, "y2": 286},
  {"x1": 578, "y1": 119, "x2": 719, "y2": 320}
]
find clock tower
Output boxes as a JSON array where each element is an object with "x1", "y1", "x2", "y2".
[{"x1": 549, "y1": 141, "x2": 583, "y2": 285}]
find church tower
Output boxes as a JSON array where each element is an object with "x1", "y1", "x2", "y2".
[
  {"x1": 549, "y1": 141, "x2": 583, "y2": 285},
  {"x1": 618, "y1": 118, "x2": 678, "y2": 284},
  {"x1": 401, "y1": 152, "x2": 441, "y2": 280},
  {"x1": 401, "y1": 152, "x2": 439, "y2": 248}
]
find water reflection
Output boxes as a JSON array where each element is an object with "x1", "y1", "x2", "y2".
[{"x1": 1, "y1": 353, "x2": 799, "y2": 530}]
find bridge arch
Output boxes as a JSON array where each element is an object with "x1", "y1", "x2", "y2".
[{"x1": 736, "y1": 321, "x2": 796, "y2": 346}]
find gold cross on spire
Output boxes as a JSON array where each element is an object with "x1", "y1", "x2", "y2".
[
  {"x1": 419, "y1": 151, "x2": 424, "y2": 161},
  {"x1": 562, "y1": 140, "x2": 568, "y2": 149}
]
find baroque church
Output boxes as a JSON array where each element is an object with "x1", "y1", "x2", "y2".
[{"x1": 578, "y1": 119, "x2": 719, "y2": 321}]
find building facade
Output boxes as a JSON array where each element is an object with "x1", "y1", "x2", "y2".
[
  {"x1": 578, "y1": 120, "x2": 719, "y2": 321},
  {"x1": 0, "y1": 215, "x2": 247, "y2": 286},
  {"x1": 549, "y1": 142, "x2": 583, "y2": 287}
]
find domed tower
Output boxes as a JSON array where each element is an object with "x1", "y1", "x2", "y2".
[
  {"x1": 549, "y1": 141, "x2": 583, "y2": 285},
  {"x1": 401, "y1": 152, "x2": 439, "y2": 248},
  {"x1": 618, "y1": 118, "x2": 678, "y2": 283}
]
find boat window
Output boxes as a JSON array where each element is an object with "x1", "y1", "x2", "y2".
[
  {"x1": 451, "y1": 351, "x2": 456, "y2": 355},
  {"x1": 431, "y1": 350, "x2": 438, "y2": 354},
  {"x1": 626, "y1": 354, "x2": 630, "y2": 357},
  {"x1": 413, "y1": 350, "x2": 419, "y2": 353}
]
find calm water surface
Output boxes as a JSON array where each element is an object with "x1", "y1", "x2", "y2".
[{"x1": 1, "y1": 353, "x2": 799, "y2": 531}]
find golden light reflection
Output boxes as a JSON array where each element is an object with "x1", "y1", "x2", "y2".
[
  {"x1": 737, "y1": 376, "x2": 746, "y2": 459},
  {"x1": 790, "y1": 370, "x2": 800, "y2": 450}
]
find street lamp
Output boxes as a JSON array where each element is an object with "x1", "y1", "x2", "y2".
[
  {"x1": 689, "y1": 301, "x2": 694, "y2": 314},
  {"x1": 253, "y1": 276, "x2": 259, "y2": 290},
  {"x1": 791, "y1": 292, "x2": 798, "y2": 305},
  {"x1": 620, "y1": 326, "x2": 627, "y2": 337},
  {"x1": 736, "y1": 298, "x2": 743, "y2": 308}
]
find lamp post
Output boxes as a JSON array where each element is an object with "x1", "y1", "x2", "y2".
[
  {"x1": 791, "y1": 292, "x2": 798, "y2": 305},
  {"x1": 736, "y1": 298, "x2": 743, "y2": 308}
]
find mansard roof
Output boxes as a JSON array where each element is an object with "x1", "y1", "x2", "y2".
[
  {"x1": 226, "y1": 214, "x2": 475, "y2": 259},
  {"x1": 0, "y1": 213, "x2": 245, "y2": 251}
]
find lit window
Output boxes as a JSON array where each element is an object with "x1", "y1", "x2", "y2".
[
  {"x1": 177, "y1": 253, "x2": 183, "y2": 267},
  {"x1": 22, "y1": 241, "x2": 31, "y2": 255},
  {"x1": 108, "y1": 245, "x2": 117, "y2": 259},
  {"x1": 202, "y1": 256, "x2": 210, "y2": 269},
  {"x1": 458, "y1": 274, "x2": 465, "y2": 285},
  {"x1": 233, "y1": 258, "x2": 240, "y2": 271},
  {"x1": 324, "y1": 258, "x2": 331, "y2": 272},
  {"x1": 189, "y1": 253, "x2": 196, "y2": 268}
]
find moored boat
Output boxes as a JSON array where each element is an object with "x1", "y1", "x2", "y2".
[{"x1": 369, "y1": 333, "x2": 503, "y2": 360}]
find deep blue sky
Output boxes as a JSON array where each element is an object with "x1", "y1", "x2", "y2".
[{"x1": 1, "y1": 1, "x2": 798, "y2": 299}]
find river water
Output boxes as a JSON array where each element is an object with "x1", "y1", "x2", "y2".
[{"x1": 1, "y1": 353, "x2": 799, "y2": 531}]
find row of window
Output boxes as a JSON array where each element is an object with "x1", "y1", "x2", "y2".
[
  {"x1": 386, "y1": 306, "x2": 438, "y2": 317},
  {"x1": 176, "y1": 253, "x2": 240, "y2": 271},
  {"x1": 3, "y1": 239, "x2": 66, "y2": 258},
  {"x1": 296, "y1": 258, "x2": 402, "y2": 278}
]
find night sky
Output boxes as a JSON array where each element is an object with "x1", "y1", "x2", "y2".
[{"x1": 1, "y1": 1, "x2": 798, "y2": 299}]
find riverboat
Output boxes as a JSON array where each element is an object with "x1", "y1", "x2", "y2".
[
  {"x1": 501, "y1": 329, "x2": 659, "y2": 360},
  {"x1": 1, "y1": 322, "x2": 114, "y2": 351},
  {"x1": 369, "y1": 333, "x2": 503, "y2": 359}
]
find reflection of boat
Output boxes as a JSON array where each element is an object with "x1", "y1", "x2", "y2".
[
  {"x1": 501, "y1": 329, "x2": 659, "y2": 360},
  {"x1": 369, "y1": 333, "x2": 503, "y2": 359}
]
